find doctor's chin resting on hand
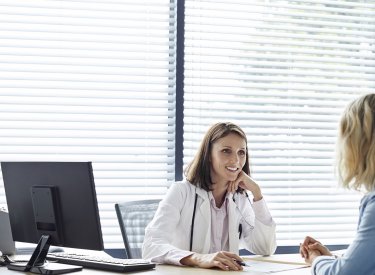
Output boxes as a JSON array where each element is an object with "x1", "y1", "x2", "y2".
[{"x1": 142, "y1": 122, "x2": 276, "y2": 271}]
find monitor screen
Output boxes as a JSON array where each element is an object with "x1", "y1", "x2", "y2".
[{"x1": 1, "y1": 161, "x2": 104, "y2": 251}]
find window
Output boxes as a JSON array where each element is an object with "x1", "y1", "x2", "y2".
[
  {"x1": 183, "y1": 0, "x2": 373, "y2": 245},
  {"x1": 0, "y1": 0, "x2": 374, "y2": 249},
  {"x1": 0, "y1": 0, "x2": 176, "y2": 248}
]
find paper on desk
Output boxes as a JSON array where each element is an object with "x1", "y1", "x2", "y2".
[
  {"x1": 243, "y1": 260, "x2": 307, "y2": 273},
  {"x1": 244, "y1": 254, "x2": 307, "y2": 265},
  {"x1": 241, "y1": 255, "x2": 308, "y2": 273}
]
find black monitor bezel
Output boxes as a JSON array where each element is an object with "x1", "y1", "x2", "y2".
[{"x1": 1, "y1": 161, "x2": 104, "y2": 251}]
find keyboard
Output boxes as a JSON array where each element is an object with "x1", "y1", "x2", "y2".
[{"x1": 46, "y1": 252, "x2": 156, "y2": 273}]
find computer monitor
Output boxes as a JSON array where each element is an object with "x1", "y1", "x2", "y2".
[{"x1": 1, "y1": 161, "x2": 104, "y2": 274}]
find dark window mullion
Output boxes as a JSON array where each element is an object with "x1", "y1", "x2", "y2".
[{"x1": 175, "y1": 0, "x2": 185, "y2": 181}]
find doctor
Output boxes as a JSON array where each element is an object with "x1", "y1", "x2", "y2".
[{"x1": 142, "y1": 122, "x2": 276, "y2": 271}]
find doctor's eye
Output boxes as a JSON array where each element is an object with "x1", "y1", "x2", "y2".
[{"x1": 238, "y1": 150, "x2": 246, "y2": 156}]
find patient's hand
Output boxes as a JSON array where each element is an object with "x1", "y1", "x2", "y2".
[{"x1": 300, "y1": 236, "x2": 332, "y2": 265}]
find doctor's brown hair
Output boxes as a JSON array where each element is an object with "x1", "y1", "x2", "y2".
[{"x1": 184, "y1": 122, "x2": 250, "y2": 192}]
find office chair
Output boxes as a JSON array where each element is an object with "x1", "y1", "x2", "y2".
[{"x1": 115, "y1": 200, "x2": 160, "y2": 259}]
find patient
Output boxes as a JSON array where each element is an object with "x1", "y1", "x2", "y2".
[{"x1": 299, "y1": 94, "x2": 375, "y2": 275}]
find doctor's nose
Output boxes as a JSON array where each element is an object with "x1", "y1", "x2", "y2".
[{"x1": 229, "y1": 154, "x2": 240, "y2": 164}]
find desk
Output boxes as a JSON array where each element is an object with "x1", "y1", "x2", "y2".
[
  {"x1": 0, "y1": 255, "x2": 311, "y2": 275},
  {"x1": 0, "y1": 265, "x2": 310, "y2": 275}
]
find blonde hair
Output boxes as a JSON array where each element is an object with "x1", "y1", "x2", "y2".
[{"x1": 337, "y1": 94, "x2": 375, "y2": 192}]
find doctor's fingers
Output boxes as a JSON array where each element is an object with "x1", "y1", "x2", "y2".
[
  {"x1": 213, "y1": 261, "x2": 237, "y2": 271},
  {"x1": 214, "y1": 252, "x2": 243, "y2": 270},
  {"x1": 220, "y1": 251, "x2": 243, "y2": 262},
  {"x1": 214, "y1": 257, "x2": 242, "y2": 271},
  {"x1": 227, "y1": 181, "x2": 238, "y2": 193},
  {"x1": 235, "y1": 172, "x2": 257, "y2": 190}
]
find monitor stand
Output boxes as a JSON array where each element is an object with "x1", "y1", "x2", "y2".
[{"x1": 7, "y1": 235, "x2": 82, "y2": 275}]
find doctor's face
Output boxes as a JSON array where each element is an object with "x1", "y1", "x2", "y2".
[{"x1": 210, "y1": 133, "x2": 247, "y2": 185}]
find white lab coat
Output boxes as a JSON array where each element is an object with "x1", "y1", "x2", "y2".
[{"x1": 142, "y1": 180, "x2": 276, "y2": 262}]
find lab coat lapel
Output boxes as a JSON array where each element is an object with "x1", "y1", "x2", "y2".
[
  {"x1": 228, "y1": 193, "x2": 239, "y2": 253},
  {"x1": 193, "y1": 188, "x2": 211, "y2": 253}
]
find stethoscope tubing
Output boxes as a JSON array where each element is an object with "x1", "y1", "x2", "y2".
[{"x1": 189, "y1": 190, "x2": 253, "y2": 251}]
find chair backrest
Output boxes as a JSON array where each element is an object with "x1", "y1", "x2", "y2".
[{"x1": 115, "y1": 200, "x2": 160, "y2": 259}]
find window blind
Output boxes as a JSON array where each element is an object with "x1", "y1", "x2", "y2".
[
  {"x1": 0, "y1": 0, "x2": 176, "y2": 248},
  {"x1": 183, "y1": 0, "x2": 374, "y2": 246}
]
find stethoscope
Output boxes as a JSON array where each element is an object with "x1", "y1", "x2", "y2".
[{"x1": 189, "y1": 190, "x2": 254, "y2": 251}]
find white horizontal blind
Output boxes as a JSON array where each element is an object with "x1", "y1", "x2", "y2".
[
  {"x1": 184, "y1": 0, "x2": 374, "y2": 246},
  {"x1": 0, "y1": 0, "x2": 176, "y2": 248}
]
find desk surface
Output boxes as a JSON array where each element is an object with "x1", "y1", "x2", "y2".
[
  {"x1": 1, "y1": 254, "x2": 310, "y2": 275},
  {"x1": 0, "y1": 265, "x2": 310, "y2": 275}
]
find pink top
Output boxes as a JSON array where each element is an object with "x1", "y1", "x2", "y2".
[{"x1": 208, "y1": 191, "x2": 229, "y2": 253}]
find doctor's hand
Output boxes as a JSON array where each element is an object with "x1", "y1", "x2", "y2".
[
  {"x1": 180, "y1": 251, "x2": 244, "y2": 271},
  {"x1": 228, "y1": 171, "x2": 263, "y2": 202}
]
